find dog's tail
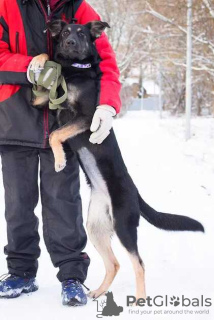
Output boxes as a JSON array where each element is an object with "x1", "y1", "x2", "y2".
[{"x1": 138, "y1": 193, "x2": 204, "y2": 232}]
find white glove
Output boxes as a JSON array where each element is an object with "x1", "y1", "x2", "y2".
[{"x1": 89, "y1": 105, "x2": 116, "y2": 144}]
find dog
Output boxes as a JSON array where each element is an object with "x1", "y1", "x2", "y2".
[{"x1": 31, "y1": 20, "x2": 204, "y2": 301}]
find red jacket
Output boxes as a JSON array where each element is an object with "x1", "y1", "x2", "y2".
[{"x1": 0, "y1": 0, "x2": 121, "y2": 148}]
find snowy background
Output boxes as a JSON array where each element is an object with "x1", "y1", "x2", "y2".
[{"x1": 0, "y1": 111, "x2": 213, "y2": 319}]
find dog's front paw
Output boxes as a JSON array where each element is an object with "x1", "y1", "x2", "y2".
[
  {"x1": 55, "y1": 159, "x2": 67, "y2": 172},
  {"x1": 88, "y1": 289, "x2": 107, "y2": 299}
]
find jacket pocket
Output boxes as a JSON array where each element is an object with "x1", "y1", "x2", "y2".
[{"x1": 15, "y1": 32, "x2": 20, "y2": 53}]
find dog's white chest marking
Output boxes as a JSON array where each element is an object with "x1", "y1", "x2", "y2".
[
  {"x1": 67, "y1": 84, "x2": 80, "y2": 105},
  {"x1": 78, "y1": 147, "x2": 113, "y2": 222}
]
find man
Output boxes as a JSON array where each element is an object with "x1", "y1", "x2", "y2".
[{"x1": 0, "y1": 0, "x2": 121, "y2": 306}]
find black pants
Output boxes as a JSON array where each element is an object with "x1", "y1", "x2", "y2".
[{"x1": 0, "y1": 145, "x2": 90, "y2": 283}]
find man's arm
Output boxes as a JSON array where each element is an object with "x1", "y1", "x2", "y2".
[
  {"x1": 75, "y1": 1, "x2": 122, "y2": 114},
  {"x1": 0, "y1": 0, "x2": 33, "y2": 85}
]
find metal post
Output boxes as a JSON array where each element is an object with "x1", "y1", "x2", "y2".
[
  {"x1": 140, "y1": 65, "x2": 144, "y2": 110},
  {"x1": 185, "y1": 0, "x2": 192, "y2": 140},
  {"x1": 158, "y1": 63, "x2": 163, "y2": 118}
]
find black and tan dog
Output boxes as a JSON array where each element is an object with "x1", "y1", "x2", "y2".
[{"x1": 31, "y1": 20, "x2": 204, "y2": 300}]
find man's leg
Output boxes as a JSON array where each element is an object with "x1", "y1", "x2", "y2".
[
  {"x1": 39, "y1": 147, "x2": 90, "y2": 283},
  {"x1": 1, "y1": 146, "x2": 40, "y2": 278}
]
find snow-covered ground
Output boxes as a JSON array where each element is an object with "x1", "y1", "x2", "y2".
[{"x1": 0, "y1": 111, "x2": 213, "y2": 320}]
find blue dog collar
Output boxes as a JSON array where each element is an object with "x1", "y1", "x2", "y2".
[{"x1": 71, "y1": 63, "x2": 92, "y2": 69}]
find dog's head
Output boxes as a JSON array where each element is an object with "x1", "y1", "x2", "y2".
[{"x1": 47, "y1": 20, "x2": 110, "y2": 61}]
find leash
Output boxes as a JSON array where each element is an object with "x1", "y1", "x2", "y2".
[
  {"x1": 29, "y1": 61, "x2": 68, "y2": 110},
  {"x1": 29, "y1": 61, "x2": 93, "y2": 110}
]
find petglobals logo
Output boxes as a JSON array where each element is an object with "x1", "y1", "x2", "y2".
[{"x1": 127, "y1": 295, "x2": 212, "y2": 307}]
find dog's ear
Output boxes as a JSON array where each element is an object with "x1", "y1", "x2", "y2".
[
  {"x1": 47, "y1": 19, "x2": 67, "y2": 38},
  {"x1": 85, "y1": 21, "x2": 110, "y2": 39}
]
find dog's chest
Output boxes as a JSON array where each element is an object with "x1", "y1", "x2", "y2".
[{"x1": 67, "y1": 83, "x2": 80, "y2": 105}]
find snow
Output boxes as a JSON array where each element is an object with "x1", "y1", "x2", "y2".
[
  {"x1": 143, "y1": 80, "x2": 160, "y2": 95},
  {"x1": 0, "y1": 111, "x2": 213, "y2": 319}
]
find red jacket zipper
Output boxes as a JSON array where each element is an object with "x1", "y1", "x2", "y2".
[
  {"x1": 37, "y1": 0, "x2": 67, "y2": 147},
  {"x1": 15, "y1": 32, "x2": 20, "y2": 53},
  {"x1": 49, "y1": 1, "x2": 67, "y2": 55},
  {"x1": 37, "y1": 0, "x2": 50, "y2": 147}
]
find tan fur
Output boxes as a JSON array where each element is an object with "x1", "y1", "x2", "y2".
[
  {"x1": 49, "y1": 123, "x2": 88, "y2": 172},
  {"x1": 128, "y1": 253, "x2": 146, "y2": 301},
  {"x1": 32, "y1": 87, "x2": 49, "y2": 106},
  {"x1": 88, "y1": 241, "x2": 120, "y2": 299}
]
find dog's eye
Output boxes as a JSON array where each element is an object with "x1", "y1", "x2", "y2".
[
  {"x1": 63, "y1": 30, "x2": 69, "y2": 36},
  {"x1": 78, "y1": 32, "x2": 85, "y2": 37}
]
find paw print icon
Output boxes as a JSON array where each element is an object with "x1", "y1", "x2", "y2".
[{"x1": 170, "y1": 296, "x2": 180, "y2": 307}]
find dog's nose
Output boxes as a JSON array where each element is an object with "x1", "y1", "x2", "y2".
[{"x1": 65, "y1": 39, "x2": 76, "y2": 47}]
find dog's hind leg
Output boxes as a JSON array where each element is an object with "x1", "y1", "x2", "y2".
[
  {"x1": 87, "y1": 191, "x2": 120, "y2": 299},
  {"x1": 128, "y1": 252, "x2": 146, "y2": 301},
  {"x1": 78, "y1": 147, "x2": 120, "y2": 298},
  {"x1": 115, "y1": 221, "x2": 146, "y2": 301}
]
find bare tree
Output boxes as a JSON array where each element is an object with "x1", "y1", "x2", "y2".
[{"x1": 88, "y1": 0, "x2": 214, "y2": 115}]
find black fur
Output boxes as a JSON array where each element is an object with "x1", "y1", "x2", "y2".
[{"x1": 39, "y1": 20, "x2": 204, "y2": 258}]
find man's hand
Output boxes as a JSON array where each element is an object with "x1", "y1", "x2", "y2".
[
  {"x1": 89, "y1": 105, "x2": 116, "y2": 144},
  {"x1": 27, "y1": 53, "x2": 55, "y2": 89}
]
